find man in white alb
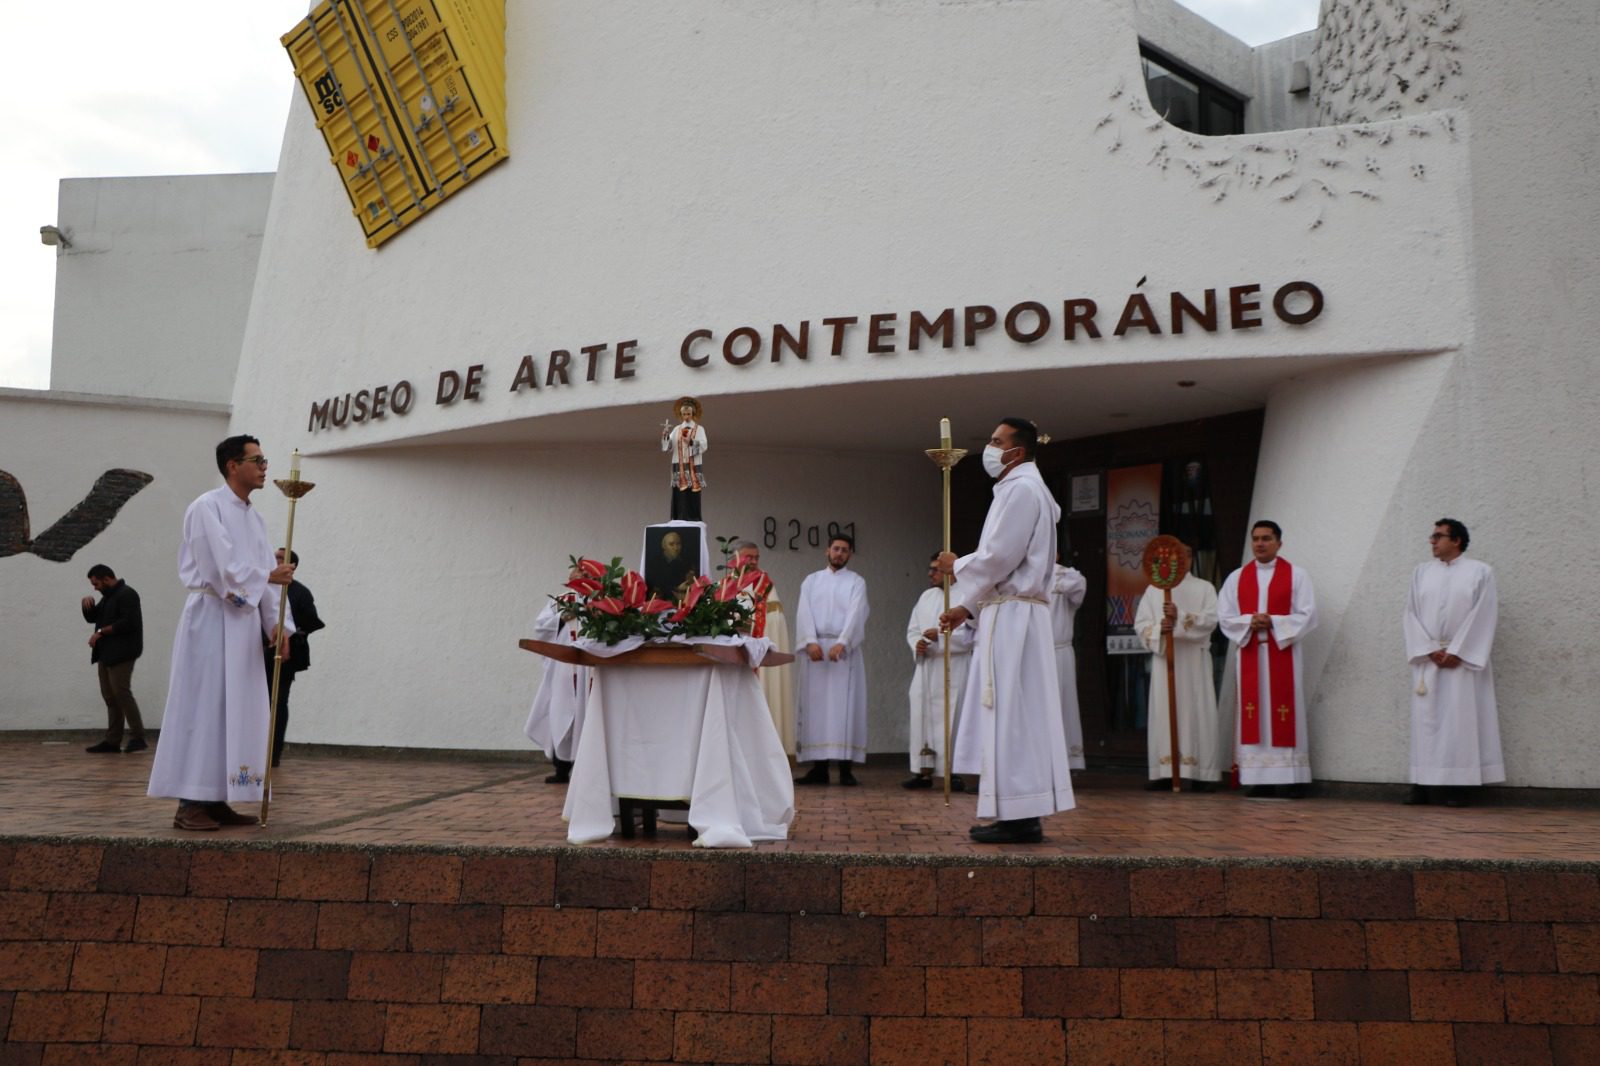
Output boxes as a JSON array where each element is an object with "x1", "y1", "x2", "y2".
[
  {"x1": 1051, "y1": 554, "x2": 1089, "y2": 771},
  {"x1": 1218, "y1": 520, "x2": 1317, "y2": 798},
  {"x1": 905, "y1": 553, "x2": 973, "y2": 790},
  {"x1": 1135, "y1": 548, "x2": 1221, "y2": 791},
  {"x1": 734, "y1": 540, "x2": 796, "y2": 755},
  {"x1": 148, "y1": 435, "x2": 295, "y2": 831},
  {"x1": 939, "y1": 418, "x2": 1074, "y2": 844},
  {"x1": 524, "y1": 568, "x2": 590, "y2": 784},
  {"x1": 1402, "y1": 518, "x2": 1502, "y2": 807},
  {"x1": 794, "y1": 534, "x2": 869, "y2": 785}
]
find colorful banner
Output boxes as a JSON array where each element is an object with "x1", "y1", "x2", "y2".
[{"x1": 1105, "y1": 463, "x2": 1162, "y2": 648}]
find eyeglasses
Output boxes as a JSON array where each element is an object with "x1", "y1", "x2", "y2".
[
  {"x1": 1427, "y1": 533, "x2": 1454, "y2": 542},
  {"x1": 238, "y1": 456, "x2": 269, "y2": 468}
]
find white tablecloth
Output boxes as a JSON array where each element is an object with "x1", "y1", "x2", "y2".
[{"x1": 562, "y1": 662, "x2": 795, "y2": 848}]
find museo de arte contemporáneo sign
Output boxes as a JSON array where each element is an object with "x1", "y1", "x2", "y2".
[{"x1": 305, "y1": 279, "x2": 1324, "y2": 434}]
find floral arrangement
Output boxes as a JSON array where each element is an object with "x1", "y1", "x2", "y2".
[{"x1": 556, "y1": 539, "x2": 772, "y2": 645}]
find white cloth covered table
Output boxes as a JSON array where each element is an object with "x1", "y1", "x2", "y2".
[{"x1": 562, "y1": 661, "x2": 795, "y2": 848}]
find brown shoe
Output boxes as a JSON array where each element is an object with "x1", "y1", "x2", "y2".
[
  {"x1": 208, "y1": 803, "x2": 259, "y2": 827},
  {"x1": 173, "y1": 805, "x2": 220, "y2": 831}
]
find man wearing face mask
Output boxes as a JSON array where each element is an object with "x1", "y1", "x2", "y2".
[{"x1": 938, "y1": 419, "x2": 1075, "y2": 844}]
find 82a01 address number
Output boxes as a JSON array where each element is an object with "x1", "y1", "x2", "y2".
[{"x1": 763, "y1": 517, "x2": 857, "y2": 552}]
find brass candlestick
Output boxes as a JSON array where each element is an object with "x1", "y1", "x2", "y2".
[
  {"x1": 261, "y1": 450, "x2": 316, "y2": 828},
  {"x1": 925, "y1": 418, "x2": 968, "y2": 806}
]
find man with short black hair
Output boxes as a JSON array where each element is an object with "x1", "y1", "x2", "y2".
[
  {"x1": 1402, "y1": 518, "x2": 1502, "y2": 806},
  {"x1": 794, "y1": 534, "x2": 869, "y2": 786},
  {"x1": 263, "y1": 548, "x2": 325, "y2": 768},
  {"x1": 938, "y1": 418, "x2": 1075, "y2": 843},
  {"x1": 81, "y1": 564, "x2": 146, "y2": 753},
  {"x1": 905, "y1": 552, "x2": 973, "y2": 789},
  {"x1": 148, "y1": 435, "x2": 295, "y2": 831},
  {"x1": 1219, "y1": 520, "x2": 1318, "y2": 798}
]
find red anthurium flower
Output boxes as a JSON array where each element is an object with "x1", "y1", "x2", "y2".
[
  {"x1": 565, "y1": 577, "x2": 602, "y2": 596},
  {"x1": 641, "y1": 597, "x2": 676, "y2": 614},
  {"x1": 738, "y1": 568, "x2": 770, "y2": 594},
  {"x1": 667, "y1": 605, "x2": 691, "y2": 623},
  {"x1": 591, "y1": 597, "x2": 626, "y2": 616},
  {"x1": 680, "y1": 582, "x2": 706, "y2": 613},
  {"x1": 713, "y1": 576, "x2": 740, "y2": 602},
  {"x1": 621, "y1": 571, "x2": 647, "y2": 608},
  {"x1": 578, "y1": 557, "x2": 608, "y2": 580}
]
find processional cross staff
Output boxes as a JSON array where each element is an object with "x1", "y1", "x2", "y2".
[
  {"x1": 1141, "y1": 535, "x2": 1191, "y2": 793},
  {"x1": 925, "y1": 419, "x2": 968, "y2": 806},
  {"x1": 261, "y1": 450, "x2": 316, "y2": 827}
]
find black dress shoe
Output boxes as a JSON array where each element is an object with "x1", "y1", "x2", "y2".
[
  {"x1": 1245, "y1": 785, "x2": 1279, "y2": 798},
  {"x1": 1443, "y1": 787, "x2": 1470, "y2": 808},
  {"x1": 1402, "y1": 785, "x2": 1430, "y2": 806},
  {"x1": 950, "y1": 776, "x2": 967, "y2": 792},
  {"x1": 837, "y1": 765, "x2": 859, "y2": 786},
  {"x1": 85, "y1": 740, "x2": 120, "y2": 753},
  {"x1": 903, "y1": 775, "x2": 933, "y2": 789},
  {"x1": 207, "y1": 802, "x2": 258, "y2": 826},
  {"x1": 1189, "y1": 779, "x2": 1217, "y2": 793},
  {"x1": 795, "y1": 763, "x2": 830, "y2": 785},
  {"x1": 1284, "y1": 784, "x2": 1310, "y2": 799},
  {"x1": 1144, "y1": 778, "x2": 1171, "y2": 791},
  {"x1": 970, "y1": 818, "x2": 1043, "y2": 844},
  {"x1": 122, "y1": 737, "x2": 148, "y2": 754}
]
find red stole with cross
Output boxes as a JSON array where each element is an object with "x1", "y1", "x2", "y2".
[{"x1": 1238, "y1": 559, "x2": 1296, "y2": 747}]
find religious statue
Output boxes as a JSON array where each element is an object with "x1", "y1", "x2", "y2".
[{"x1": 660, "y1": 396, "x2": 707, "y2": 521}]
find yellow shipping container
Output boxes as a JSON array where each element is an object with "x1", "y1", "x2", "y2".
[{"x1": 283, "y1": 0, "x2": 508, "y2": 248}]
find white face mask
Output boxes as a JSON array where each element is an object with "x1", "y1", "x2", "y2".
[{"x1": 982, "y1": 444, "x2": 1011, "y2": 478}]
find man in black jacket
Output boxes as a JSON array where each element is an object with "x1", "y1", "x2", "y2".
[
  {"x1": 82, "y1": 564, "x2": 146, "y2": 753},
  {"x1": 263, "y1": 549, "x2": 325, "y2": 767}
]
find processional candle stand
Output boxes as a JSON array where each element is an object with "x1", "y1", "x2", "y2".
[
  {"x1": 1140, "y1": 535, "x2": 1191, "y2": 793},
  {"x1": 925, "y1": 419, "x2": 968, "y2": 806},
  {"x1": 261, "y1": 450, "x2": 315, "y2": 828}
]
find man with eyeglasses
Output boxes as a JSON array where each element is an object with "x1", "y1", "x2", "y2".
[
  {"x1": 1401, "y1": 518, "x2": 1502, "y2": 807},
  {"x1": 148, "y1": 435, "x2": 295, "y2": 831}
]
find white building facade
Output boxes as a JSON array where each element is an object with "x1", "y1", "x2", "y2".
[{"x1": 4, "y1": 0, "x2": 1596, "y2": 787}]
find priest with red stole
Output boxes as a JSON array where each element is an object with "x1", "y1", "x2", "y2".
[{"x1": 1218, "y1": 520, "x2": 1318, "y2": 798}]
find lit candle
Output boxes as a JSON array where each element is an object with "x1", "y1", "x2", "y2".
[{"x1": 939, "y1": 417, "x2": 951, "y2": 448}]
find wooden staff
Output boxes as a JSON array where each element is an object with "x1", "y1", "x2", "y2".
[
  {"x1": 261, "y1": 450, "x2": 315, "y2": 827},
  {"x1": 1141, "y1": 536, "x2": 1191, "y2": 794},
  {"x1": 925, "y1": 418, "x2": 968, "y2": 806}
]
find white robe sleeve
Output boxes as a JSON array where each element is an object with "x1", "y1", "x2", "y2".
[
  {"x1": 257, "y1": 583, "x2": 293, "y2": 640},
  {"x1": 188, "y1": 498, "x2": 270, "y2": 609},
  {"x1": 795, "y1": 576, "x2": 818, "y2": 646},
  {"x1": 838, "y1": 576, "x2": 869, "y2": 650},
  {"x1": 954, "y1": 486, "x2": 1040, "y2": 614},
  {"x1": 532, "y1": 599, "x2": 563, "y2": 642},
  {"x1": 1054, "y1": 568, "x2": 1088, "y2": 611},
  {"x1": 1448, "y1": 565, "x2": 1498, "y2": 670},
  {"x1": 1217, "y1": 571, "x2": 1251, "y2": 647},
  {"x1": 1402, "y1": 567, "x2": 1437, "y2": 665},
  {"x1": 1134, "y1": 587, "x2": 1163, "y2": 653},
  {"x1": 947, "y1": 619, "x2": 977, "y2": 653},
  {"x1": 695, "y1": 425, "x2": 708, "y2": 457},
  {"x1": 1270, "y1": 568, "x2": 1317, "y2": 648},
  {"x1": 907, "y1": 597, "x2": 929, "y2": 655},
  {"x1": 1177, "y1": 580, "x2": 1218, "y2": 643}
]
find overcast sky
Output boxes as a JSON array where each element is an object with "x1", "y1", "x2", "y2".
[{"x1": 0, "y1": 0, "x2": 1320, "y2": 391}]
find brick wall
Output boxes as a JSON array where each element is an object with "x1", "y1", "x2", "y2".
[{"x1": 3, "y1": 840, "x2": 1599, "y2": 1064}]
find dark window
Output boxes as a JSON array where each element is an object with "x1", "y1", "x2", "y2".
[{"x1": 1141, "y1": 46, "x2": 1245, "y2": 136}]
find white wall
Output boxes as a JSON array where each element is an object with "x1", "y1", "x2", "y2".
[
  {"x1": 0, "y1": 391, "x2": 229, "y2": 729},
  {"x1": 270, "y1": 443, "x2": 932, "y2": 753},
  {"x1": 48, "y1": 174, "x2": 273, "y2": 405}
]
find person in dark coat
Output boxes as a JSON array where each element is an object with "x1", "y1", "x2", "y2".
[
  {"x1": 262, "y1": 549, "x2": 325, "y2": 767},
  {"x1": 82, "y1": 564, "x2": 146, "y2": 753}
]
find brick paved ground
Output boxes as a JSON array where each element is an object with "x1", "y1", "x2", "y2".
[
  {"x1": 4, "y1": 739, "x2": 1599, "y2": 859},
  {"x1": 5, "y1": 739, "x2": 1600, "y2": 1063}
]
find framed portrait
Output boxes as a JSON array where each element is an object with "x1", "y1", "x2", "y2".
[
  {"x1": 1068, "y1": 470, "x2": 1104, "y2": 516},
  {"x1": 642, "y1": 522, "x2": 705, "y2": 599}
]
